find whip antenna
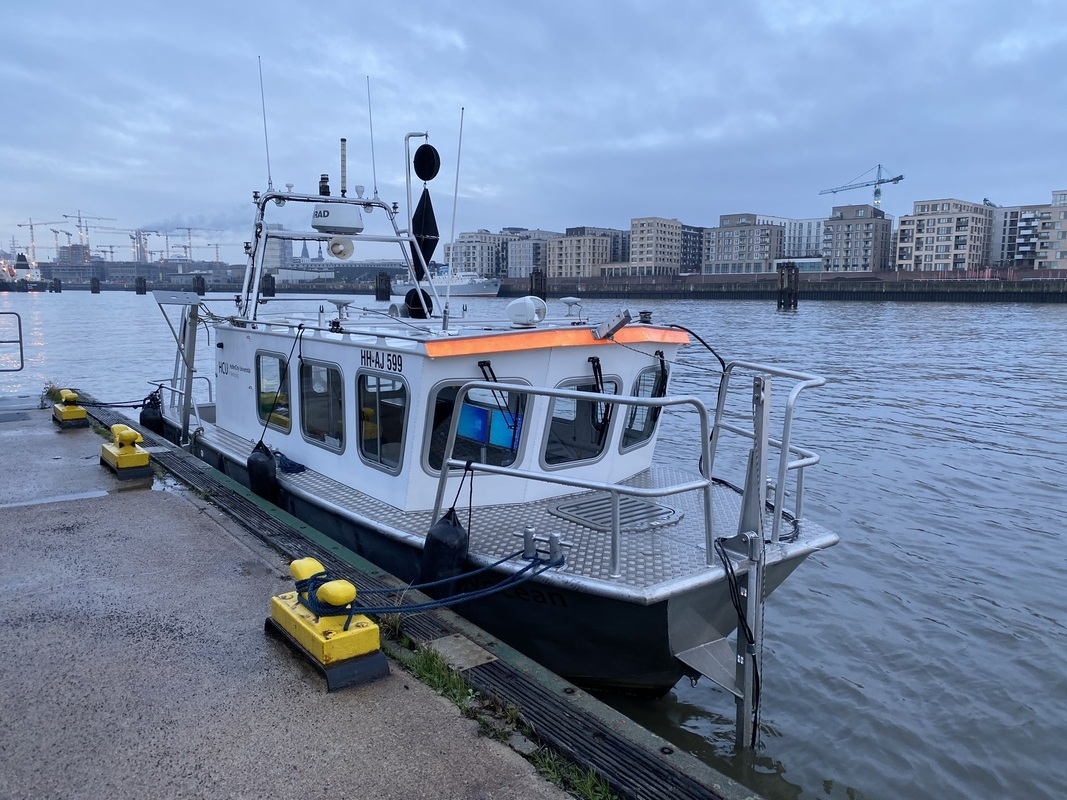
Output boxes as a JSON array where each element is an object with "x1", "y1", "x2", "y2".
[
  {"x1": 446, "y1": 107, "x2": 465, "y2": 302},
  {"x1": 367, "y1": 76, "x2": 379, "y2": 200},
  {"x1": 258, "y1": 56, "x2": 273, "y2": 190}
]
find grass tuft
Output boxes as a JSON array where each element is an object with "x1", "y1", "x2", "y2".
[
  {"x1": 529, "y1": 747, "x2": 618, "y2": 800},
  {"x1": 408, "y1": 646, "x2": 479, "y2": 711}
]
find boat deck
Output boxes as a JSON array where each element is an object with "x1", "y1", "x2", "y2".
[{"x1": 211, "y1": 428, "x2": 814, "y2": 602}]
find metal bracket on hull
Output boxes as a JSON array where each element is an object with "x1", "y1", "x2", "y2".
[{"x1": 675, "y1": 637, "x2": 742, "y2": 697}]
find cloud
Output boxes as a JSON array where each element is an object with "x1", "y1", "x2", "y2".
[{"x1": 1, "y1": 1, "x2": 1064, "y2": 265}]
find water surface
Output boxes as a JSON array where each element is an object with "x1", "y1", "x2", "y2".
[{"x1": 2, "y1": 290, "x2": 1064, "y2": 799}]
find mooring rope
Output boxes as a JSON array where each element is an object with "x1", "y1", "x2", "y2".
[{"x1": 293, "y1": 553, "x2": 564, "y2": 623}]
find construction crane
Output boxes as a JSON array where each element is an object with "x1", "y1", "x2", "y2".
[
  {"x1": 63, "y1": 211, "x2": 117, "y2": 248},
  {"x1": 820, "y1": 164, "x2": 904, "y2": 207},
  {"x1": 49, "y1": 229, "x2": 73, "y2": 261},
  {"x1": 173, "y1": 227, "x2": 220, "y2": 260},
  {"x1": 94, "y1": 227, "x2": 159, "y2": 263},
  {"x1": 15, "y1": 219, "x2": 66, "y2": 264}
]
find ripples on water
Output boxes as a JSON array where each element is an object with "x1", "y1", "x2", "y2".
[{"x1": 3, "y1": 291, "x2": 1065, "y2": 799}]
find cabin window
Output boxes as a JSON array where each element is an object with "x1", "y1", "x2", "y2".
[
  {"x1": 544, "y1": 379, "x2": 617, "y2": 466},
  {"x1": 359, "y1": 373, "x2": 408, "y2": 470},
  {"x1": 299, "y1": 360, "x2": 344, "y2": 450},
  {"x1": 256, "y1": 352, "x2": 291, "y2": 432},
  {"x1": 428, "y1": 384, "x2": 526, "y2": 471},
  {"x1": 621, "y1": 364, "x2": 668, "y2": 450}
]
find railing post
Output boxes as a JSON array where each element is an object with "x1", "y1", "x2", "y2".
[
  {"x1": 179, "y1": 303, "x2": 199, "y2": 447},
  {"x1": 609, "y1": 491, "x2": 621, "y2": 578},
  {"x1": 734, "y1": 531, "x2": 765, "y2": 748}
]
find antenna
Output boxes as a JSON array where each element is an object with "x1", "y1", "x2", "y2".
[
  {"x1": 367, "y1": 76, "x2": 379, "y2": 200},
  {"x1": 446, "y1": 107, "x2": 465, "y2": 303},
  {"x1": 258, "y1": 56, "x2": 274, "y2": 190}
]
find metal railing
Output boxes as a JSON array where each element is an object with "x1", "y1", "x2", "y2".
[
  {"x1": 153, "y1": 376, "x2": 214, "y2": 432},
  {"x1": 431, "y1": 380, "x2": 716, "y2": 575},
  {"x1": 708, "y1": 360, "x2": 825, "y2": 541},
  {"x1": 0, "y1": 312, "x2": 24, "y2": 373}
]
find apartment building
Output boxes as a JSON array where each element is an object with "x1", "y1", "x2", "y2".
[
  {"x1": 545, "y1": 231, "x2": 614, "y2": 279},
  {"x1": 991, "y1": 191, "x2": 1067, "y2": 270},
  {"x1": 446, "y1": 229, "x2": 524, "y2": 278},
  {"x1": 703, "y1": 213, "x2": 785, "y2": 274},
  {"x1": 894, "y1": 199, "x2": 993, "y2": 273},
  {"x1": 566, "y1": 227, "x2": 630, "y2": 264},
  {"x1": 680, "y1": 223, "x2": 705, "y2": 273},
  {"x1": 506, "y1": 229, "x2": 563, "y2": 279},
  {"x1": 821, "y1": 205, "x2": 893, "y2": 272},
  {"x1": 628, "y1": 217, "x2": 682, "y2": 276},
  {"x1": 759, "y1": 216, "x2": 827, "y2": 259}
]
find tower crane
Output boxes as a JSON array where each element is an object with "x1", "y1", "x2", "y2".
[
  {"x1": 174, "y1": 227, "x2": 220, "y2": 260},
  {"x1": 819, "y1": 164, "x2": 904, "y2": 207},
  {"x1": 94, "y1": 227, "x2": 159, "y2": 263},
  {"x1": 15, "y1": 219, "x2": 66, "y2": 264},
  {"x1": 62, "y1": 211, "x2": 117, "y2": 248},
  {"x1": 49, "y1": 229, "x2": 73, "y2": 261}
]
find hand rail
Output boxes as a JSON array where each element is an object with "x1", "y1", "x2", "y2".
[
  {"x1": 709, "y1": 360, "x2": 825, "y2": 540},
  {"x1": 0, "y1": 312, "x2": 24, "y2": 373},
  {"x1": 431, "y1": 380, "x2": 716, "y2": 575}
]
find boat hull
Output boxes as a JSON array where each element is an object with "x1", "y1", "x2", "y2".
[
  {"x1": 393, "y1": 278, "x2": 501, "y2": 298},
  {"x1": 172, "y1": 422, "x2": 812, "y2": 695}
]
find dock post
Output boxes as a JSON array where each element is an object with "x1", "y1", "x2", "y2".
[
  {"x1": 776, "y1": 261, "x2": 798, "y2": 309},
  {"x1": 375, "y1": 271, "x2": 392, "y2": 302},
  {"x1": 530, "y1": 269, "x2": 547, "y2": 301}
]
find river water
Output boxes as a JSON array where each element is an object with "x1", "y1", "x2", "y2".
[{"x1": 2, "y1": 290, "x2": 1065, "y2": 800}]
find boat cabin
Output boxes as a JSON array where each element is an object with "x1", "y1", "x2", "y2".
[{"x1": 210, "y1": 316, "x2": 688, "y2": 512}]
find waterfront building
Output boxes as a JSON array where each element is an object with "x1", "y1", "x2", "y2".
[
  {"x1": 773, "y1": 257, "x2": 823, "y2": 273},
  {"x1": 758, "y1": 216, "x2": 826, "y2": 259},
  {"x1": 680, "y1": 223, "x2": 705, "y2": 273},
  {"x1": 445, "y1": 229, "x2": 525, "y2": 278},
  {"x1": 991, "y1": 191, "x2": 1067, "y2": 271},
  {"x1": 629, "y1": 217, "x2": 683, "y2": 276},
  {"x1": 566, "y1": 227, "x2": 630, "y2": 264},
  {"x1": 506, "y1": 229, "x2": 563, "y2": 279},
  {"x1": 894, "y1": 199, "x2": 993, "y2": 273},
  {"x1": 822, "y1": 205, "x2": 893, "y2": 272},
  {"x1": 703, "y1": 213, "x2": 784, "y2": 274},
  {"x1": 546, "y1": 231, "x2": 613, "y2": 279},
  {"x1": 262, "y1": 224, "x2": 293, "y2": 275}
]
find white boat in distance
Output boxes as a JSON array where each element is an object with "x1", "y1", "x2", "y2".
[
  {"x1": 149, "y1": 130, "x2": 839, "y2": 704},
  {"x1": 393, "y1": 270, "x2": 501, "y2": 298}
]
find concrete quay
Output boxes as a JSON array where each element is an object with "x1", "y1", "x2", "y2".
[{"x1": 0, "y1": 403, "x2": 570, "y2": 800}]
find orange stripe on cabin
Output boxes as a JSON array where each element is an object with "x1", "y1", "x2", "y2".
[{"x1": 424, "y1": 327, "x2": 689, "y2": 358}]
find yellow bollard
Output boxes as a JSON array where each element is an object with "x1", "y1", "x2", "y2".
[
  {"x1": 52, "y1": 389, "x2": 88, "y2": 429},
  {"x1": 99, "y1": 423, "x2": 152, "y2": 480}
]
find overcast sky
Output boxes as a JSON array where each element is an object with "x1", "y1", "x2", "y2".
[{"x1": 3, "y1": 0, "x2": 1064, "y2": 265}]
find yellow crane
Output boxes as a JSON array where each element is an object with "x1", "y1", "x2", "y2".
[{"x1": 819, "y1": 164, "x2": 904, "y2": 207}]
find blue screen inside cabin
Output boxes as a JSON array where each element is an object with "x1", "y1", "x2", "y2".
[
  {"x1": 456, "y1": 405, "x2": 522, "y2": 449},
  {"x1": 457, "y1": 405, "x2": 489, "y2": 444},
  {"x1": 489, "y1": 410, "x2": 522, "y2": 449}
]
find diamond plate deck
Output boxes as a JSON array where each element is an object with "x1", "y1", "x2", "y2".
[{"x1": 210, "y1": 427, "x2": 801, "y2": 596}]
